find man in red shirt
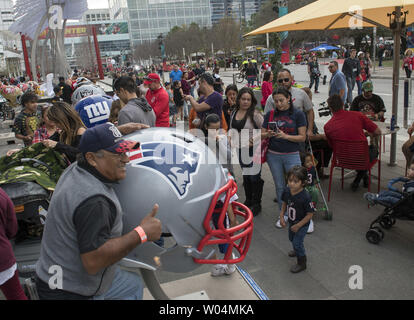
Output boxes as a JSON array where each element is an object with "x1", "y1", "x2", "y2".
[
  {"x1": 324, "y1": 94, "x2": 381, "y2": 191},
  {"x1": 144, "y1": 73, "x2": 170, "y2": 127}
]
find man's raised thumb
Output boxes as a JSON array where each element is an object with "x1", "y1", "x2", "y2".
[{"x1": 148, "y1": 204, "x2": 159, "y2": 217}]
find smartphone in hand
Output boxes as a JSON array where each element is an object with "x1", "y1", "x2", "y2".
[{"x1": 268, "y1": 122, "x2": 278, "y2": 132}]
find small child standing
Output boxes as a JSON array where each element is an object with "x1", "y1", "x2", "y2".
[
  {"x1": 173, "y1": 80, "x2": 184, "y2": 121},
  {"x1": 202, "y1": 113, "x2": 238, "y2": 276},
  {"x1": 210, "y1": 192, "x2": 238, "y2": 276},
  {"x1": 279, "y1": 165, "x2": 316, "y2": 273},
  {"x1": 364, "y1": 160, "x2": 414, "y2": 206},
  {"x1": 301, "y1": 152, "x2": 318, "y2": 234},
  {"x1": 12, "y1": 91, "x2": 40, "y2": 147}
]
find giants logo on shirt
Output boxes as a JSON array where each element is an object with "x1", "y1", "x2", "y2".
[{"x1": 84, "y1": 101, "x2": 111, "y2": 124}]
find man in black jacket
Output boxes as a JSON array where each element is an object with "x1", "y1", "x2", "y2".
[{"x1": 342, "y1": 49, "x2": 361, "y2": 108}]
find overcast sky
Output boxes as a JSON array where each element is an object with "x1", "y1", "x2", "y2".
[{"x1": 88, "y1": 0, "x2": 109, "y2": 9}]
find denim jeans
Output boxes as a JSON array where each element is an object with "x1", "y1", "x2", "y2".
[
  {"x1": 346, "y1": 76, "x2": 356, "y2": 104},
  {"x1": 266, "y1": 151, "x2": 301, "y2": 210},
  {"x1": 93, "y1": 266, "x2": 144, "y2": 300},
  {"x1": 356, "y1": 80, "x2": 362, "y2": 96},
  {"x1": 289, "y1": 222, "x2": 309, "y2": 257},
  {"x1": 247, "y1": 76, "x2": 256, "y2": 87},
  {"x1": 377, "y1": 190, "x2": 402, "y2": 205},
  {"x1": 309, "y1": 75, "x2": 319, "y2": 91}
]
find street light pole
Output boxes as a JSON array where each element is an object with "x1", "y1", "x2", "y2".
[
  {"x1": 373, "y1": 26, "x2": 377, "y2": 73},
  {"x1": 389, "y1": 6, "x2": 405, "y2": 166}
]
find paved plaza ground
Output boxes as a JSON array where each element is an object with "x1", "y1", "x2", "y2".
[{"x1": 1, "y1": 64, "x2": 413, "y2": 300}]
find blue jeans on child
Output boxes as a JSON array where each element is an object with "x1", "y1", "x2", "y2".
[
  {"x1": 93, "y1": 266, "x2": 144, "y2": 300},
  {"x1": 288, "y1": 222, "x2": 310, "y2": 257},
  {"x1": 376, "y1": 190, "x2": 402, "y2": 205},
  {"x1": 266, "y1": 151, "x2": 302, "y2": 210}
]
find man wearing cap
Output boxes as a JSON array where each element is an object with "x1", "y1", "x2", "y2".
[
  {"x1": 114, "y1": 76, "x2": 155, "y2": 127},
  {"x1": 145, "y1": 73, "x2": 170, "y2": 127},
  {"x1": 351, "y1": 81, "x2": 386, "y2": 122},
  {"x1": 35, "y1": 123, "x2": 162, "y2": 300}
]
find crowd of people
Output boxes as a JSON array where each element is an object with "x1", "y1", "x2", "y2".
[{"x1": 1, "y1": 54, "x2": 414, "y2": 300}]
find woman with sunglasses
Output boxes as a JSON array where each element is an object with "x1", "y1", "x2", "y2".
[{"x1": 261, "y1": 88, "x2": 307, "y2": 227}]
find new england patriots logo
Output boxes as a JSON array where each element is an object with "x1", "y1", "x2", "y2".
[{"x1": 128, "y1": 142, "x2": 200, "y2": 199}]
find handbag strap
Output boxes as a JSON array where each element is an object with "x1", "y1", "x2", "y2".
[{"x1": 267, "y1": 109, "x2": 275, "y2": 129}]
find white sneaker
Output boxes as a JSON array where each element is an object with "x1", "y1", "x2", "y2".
[
  {"x1": 275, "y1": 215, "x2": 288, "y2": 228},
  {"x1": 307, "y1": 219, "x2": 314, "y2": 234},
  {"x1": 211, "y1": 264, "x2": 227, "y2": 277},
  {"x1": 224, "y1": 264, "x2": 236, "y2": 275}
]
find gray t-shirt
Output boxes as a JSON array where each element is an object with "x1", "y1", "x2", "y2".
[
  {"x1": 264, "y1": 87, "x2": 313, "y2": 115},
  {"x1": 117, "y1": 98, "x2": 156, "y2": 127}
]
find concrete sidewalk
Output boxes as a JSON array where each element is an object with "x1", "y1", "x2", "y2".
[{"x1": 370, "y1": 66, "x2": 407, "y2": 80}]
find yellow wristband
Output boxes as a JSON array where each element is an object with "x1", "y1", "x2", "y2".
[{"x1": 134, "y1": 226, "x2": 147, "y2": 243}]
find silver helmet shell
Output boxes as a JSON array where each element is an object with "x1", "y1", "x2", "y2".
[
  {"x1": 71, "y1": 84, "x2": 105, "y2": 106},
  {"x1": 114, "y1": 128, "x2": 253, "y2": 273}
]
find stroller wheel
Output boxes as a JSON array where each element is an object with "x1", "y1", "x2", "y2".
[
  {"x1": 372, "y1": 226, "x2": 385, "y2": 239},
  {"x1": 366, "y1": 229, "x2": 382, "y2": 244},
  {"x1": 379, "y1": 216, "x2": 393, "y2": 230}
]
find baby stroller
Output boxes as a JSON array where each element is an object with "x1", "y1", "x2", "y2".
[
  {"x1": 306, "y1": 138, "x2": 333, "y2": 220},
  {"x1": 0, "y1": 143, "x2": 69, "y2": 243},
  {"x1": 366, "y1": 192, "x2": 414, "y2": 244}
]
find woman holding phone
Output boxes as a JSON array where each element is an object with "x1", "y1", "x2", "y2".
[
  {"x1": 229, "y1": 87, "x2": 264, "y2": 216},
  {"x1": 261, "y1": 88, "x2": 307, "y2": 227}
]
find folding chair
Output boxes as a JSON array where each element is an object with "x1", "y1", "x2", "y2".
[{"x1": 328, "y1": 139, "x2": 380, "y2": 202}]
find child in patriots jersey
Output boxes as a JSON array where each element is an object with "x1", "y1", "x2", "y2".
[
  {"x1": 279, "y1": 166, "x2": 316, "y2": 273},
  {"x1": 301, "y1": 152, "x2": 318, "y2": 234}
]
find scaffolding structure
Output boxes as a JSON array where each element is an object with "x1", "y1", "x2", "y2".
[{"x1": 9, "y1": 0, "x2": 88, "y2": 81}]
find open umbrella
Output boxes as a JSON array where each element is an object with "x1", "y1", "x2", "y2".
[
  {"x1": 245, "y1": 0, "x2": 414, "y2": 166},
  {"x1": 309, "y1": 45, "x2": 340, "y2": 51}
]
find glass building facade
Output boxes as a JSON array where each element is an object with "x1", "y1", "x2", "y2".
[
  {"x1": 127, "y1": 0, "x2": 212, "y2": 45},
  {"x1": 210, "y1": 0, "x2": 263, "y2": 25}
]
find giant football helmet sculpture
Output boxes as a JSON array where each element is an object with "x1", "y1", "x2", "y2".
[{"x1": 114, "y1": 128, "x2": 254, "y2": 273}]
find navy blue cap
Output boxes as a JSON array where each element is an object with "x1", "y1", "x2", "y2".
[{"x1": 78, "y1": 122, "x2": 140, "y2": 154}]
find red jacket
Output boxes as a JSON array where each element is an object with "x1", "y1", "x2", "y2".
[
  {"x1": 146, "y1": 87, "x2": 170, "y2": 127},
  {"x1": 261, "y1": 81, "x2": 273, "y2": 106},
  {"x1": 0, "y1": 187, "x2": 17, "y2": 272},
  {"x1": 402, "y1": 56, "x2": 413, "y2": 71}
]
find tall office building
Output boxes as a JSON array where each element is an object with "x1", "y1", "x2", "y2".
[
  {"x1": 108, "y1": 0, "x2": 129, "y2": 20},
  {"x1": 82, "y1": 9, "x2": 111, "y2": 23},
  {"x1": 127, "y1": 0, "x2": 212, "y2": 46},
  {"x1": 210, "y1": 0, "x2": 263, "y2": 24},
  {"x1": 0, "y1": 0, "x2": 22, "y2": 76}
]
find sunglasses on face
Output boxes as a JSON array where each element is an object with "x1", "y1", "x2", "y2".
[{"x1": 277, "y1": 78, "x2": 290, "y2": 83}]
